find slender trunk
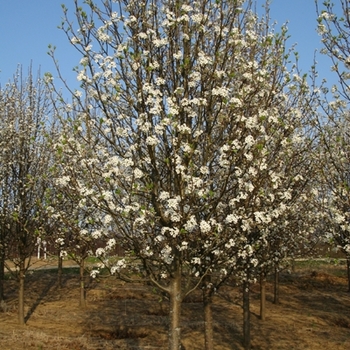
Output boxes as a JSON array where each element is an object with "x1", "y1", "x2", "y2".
[
  {"x1": 57, "y1": 254, "x2": 63, "y2": 289},
  {"x1": 291, "y1": 258, "x2": 295, "y2": 273},
  {"x1": 203, "y1": 275, "x2": 214, "y2": 350},
  {"x1": 0, "y1": 249, "x2": 5, "y2": 302},
  {"x1": 37, "y1": 239, "x2": 41, "y2": 259},
  {"x1": 260, "y1": 273, "x2": 266, "y2": 321},
  {"x1": 168, "y1": 262, "x2": 182, "y2": 350},
  {"x1": 242, "y1": 280, "x2": 251, "y2": 350},
  {"x1": 347, "y1": 256, "x2": 350, "y2": 293},
  {"x1": 273, "y1": 267, "x2": 279, "y2": 304},
  {"x1": 18, "y1": 259, "x2": 25, "y2": 325},
  {"x1": 79, "y1": 259, "x2": 86, "y2": 308}
]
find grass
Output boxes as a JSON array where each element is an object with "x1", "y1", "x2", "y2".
[
  {"x1": 292, "y1": 258, "x2": 348, "y2": 280},
  {"x1": 294, "y1": 257, "x2": 346, "y2": 268}
]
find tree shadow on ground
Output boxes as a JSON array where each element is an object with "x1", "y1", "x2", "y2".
[
  {"x1": 24, "y1": 271, "x2": 57, "y2": 323},
  {"x1": 81, "y1": 278, "x2": 245, "y2": 349}
]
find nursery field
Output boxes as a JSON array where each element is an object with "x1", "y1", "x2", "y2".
[{"x1": 0, "y1": 260, "x2": 349, "y2": 350}]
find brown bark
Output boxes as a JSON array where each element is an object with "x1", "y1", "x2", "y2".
[
  {"x1": 260, "y1": 273, "x2": 266, "y2": 321},
  {"x1": 57, "y1": 254, "x2": 63, "y2": 289},
  {"x1": 168, "y1": 261, "x2": 182, "y2": 350},
  {"x1": 203, "y1": 275, "x2": 214, "y2": 350},
  {"x1": 79, "y1": 259, "x2": 86, "y2": 308},
  {"x1": 18, "y1": 260, "x2": 25, "y2": 325},
  {"x1": 273, "y1": 267, "x2": 279, "y2": 304},
  {"x1": 0, "y1": 250, "x2": 5, "y2": 302},
  {"x1": 291, "y1": 258, "x2": 296, "y2": 273},
  {"x1": 347, "y1": 257, "x2": 350, "y2": 292},
  {"x1": 243, "y1": 280, "x2": 251, "y2": 350}
]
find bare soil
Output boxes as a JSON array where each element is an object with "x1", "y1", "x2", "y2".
[{"x1": 1, "y1": 259, "x2": 350, "y2": 350}]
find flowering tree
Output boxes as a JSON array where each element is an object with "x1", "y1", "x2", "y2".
[
  {"x1": 50, "y1": 0, "x2": 318, "y2": 348},
  {"x1": 0, "y1": 90, "x2": 13, "y2": 305},
  {"x1": 256, "y1": 183, "x2": 321, "y2": 318},
  {"x1": 317, "y1": 115, "x2": 350, "y2": 291},
  {"x1": 316, "y1": 0, "x2": 350, "y2": 291},
  {"x1": 0, "y1": 68, "x2": 56, "y2": 324},
  {"x1": 316, "y1": 0, "x2": 350, "y2": 102},
  {"x1": 46, "y1": 176, "x2": 105, "y2": 306}
]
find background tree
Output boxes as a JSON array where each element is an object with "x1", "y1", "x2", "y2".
[
  {"x1": 46, "y1": 178, "x2": 106, "y2": 306},
  {"x1": 50, "y1": 0, "x2": 319, "y2": 348},
  {"x1": 0, "y1": 67, "x2": 56, "y2": 324},
  {"x1": 316, "y1": 115, "x2": 350, "y2": 291},
  {"x1": 316, "y1": 0, "x2": 350, "y2": 291},
  {"x1": 0, "y1": 89, "x2": 13, "y2": 305}
]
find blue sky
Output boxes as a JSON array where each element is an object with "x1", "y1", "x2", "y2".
[
  {"x1": 0, "y1": 0, "x2": 80, "y2": 90},
  {"x1": 0, "y1": 0, "x2": 336, "y2": 90}
]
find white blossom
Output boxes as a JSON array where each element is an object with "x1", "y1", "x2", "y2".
[{"x1": 200, "y1": 220, "x2": 211, "y2": 233}]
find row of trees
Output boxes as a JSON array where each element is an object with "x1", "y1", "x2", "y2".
[{"x1": 1, "y1": 0, "x2": 350, "y2": 349}]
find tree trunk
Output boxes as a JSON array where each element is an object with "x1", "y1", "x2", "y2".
[
  {"x1": 18, "y1": 260, "x2": 25, "y2": 325},
  {"x1": 203, "y1": 275, "x2": 214, "y2": 350},
  {"x1": 0, "y1": 249, "x2": 5, "y2": 302},
  {"x1": 79, "y1": 259, "x2": 86, "y2": 308},
  {"x1": 347, "y1": 256, "x2": 350, "y2": 292},
  {"x1": 168, "y1": 262, "x2": 182, "y2": 350},
  {"x1": 260, "y1": 273, "x2": 266, "y2": 321},
  {"x1": 57, "y1": 254, "x2": 63, "y2": 289},
  {"x1": 273, "y1": 267, "x2": 279, "y2": 304},
  {"x1": 291, "y1": 258, "x2": 295, "y2": 273},
  {"x1": 243, "y1": 280, "x2": 251, "y2": 350}
]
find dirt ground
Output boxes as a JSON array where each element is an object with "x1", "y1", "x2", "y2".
[{"x1": 0, "y1": 259, "x2": 350, "y2": 350}]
